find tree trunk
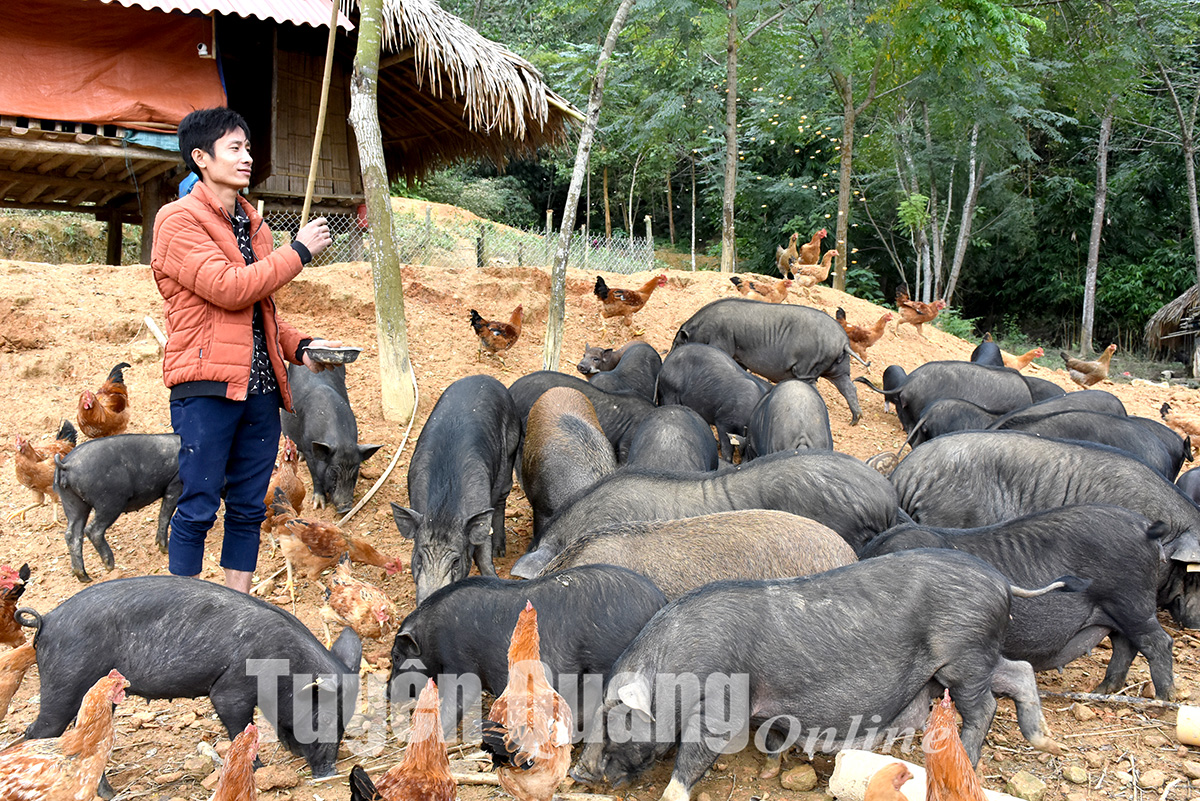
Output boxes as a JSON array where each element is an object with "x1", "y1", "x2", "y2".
[
  {"x1": 1082, "y1": 100, "x2": 1115, "y2": 355},
  {"x1": 542, "y1": 0, "x2": 636, "y2": 371},
  {"x1": 945, "y1": 123, "x2": 981, "y2": 306},
  {"x1": 666, "y1": 170, "x2": 676, "y2": 245},
  {"x1": 719, "y1": 0, "x2": 739, "y2": 273},
  {"x1": 627, "y1": 151, "x2": 644, "y2": 234},
  {"x1": 690, "y1": 152, "x2": 697, "y2": 271},
  {"x1": 1156, "y1": 60, "x2": 1200, "y2": 283},
  {"x1": 603, "y1": 166, "x2": 612, "y2": 239},
  {"x1": 922, "y1": 103, "x2": 944, "y2": 298},
  {"x1": 349, "y1": 0, "x2": 415, "y2": 423}
]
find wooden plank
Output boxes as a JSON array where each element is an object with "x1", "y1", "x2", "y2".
[
  {"x1": 0, "y1": 167, "x2": 134, "y2": 194},
  {"x1": 36, "y1": 153, "x2": 73, "y2": 174},
  {"x1": 20, "y1": 182, "x2": 52, "y2": 204},
  {"x1": 8, "y1": 151, "x2": 35, "y2": 172},
  {"x1": 0, "y1": 137, "x2": 178, "y2": 162},
  {"x1": 65, "y1": 155, "x2": 97, "y2": 178}
]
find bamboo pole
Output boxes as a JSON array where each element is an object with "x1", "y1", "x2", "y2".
[{"x1": 300, "y1": 0, "x2": 343, "y2": 228}]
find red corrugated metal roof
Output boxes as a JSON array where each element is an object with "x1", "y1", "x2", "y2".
[{"x1": 99, "y1": 0, "x2": 353, "y2": 30}]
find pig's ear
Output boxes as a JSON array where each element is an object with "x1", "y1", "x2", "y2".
[
  {"x1": 394, "y1": 629, "x2": 421, "y2": 657},
  {"x1": 617, "y1": 679, "x2": 654, "y2": 722},
  {"x1": 466, "y1": 509, "x2": 494, "y2": 546},
  {"x1": 330, "y1": 626, "x2": 363, "y2": 671},
  {"x1": 358, "y1": 443, "x2": 384, "y2": 462},
  {"x1": 391, "y1": 503, "x2": 422, "y2": 539},
  {"x1": 311, "y1": 441, "x2": 334, "y2": 460}
]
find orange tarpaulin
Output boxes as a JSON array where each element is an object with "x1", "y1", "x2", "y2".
[{"x1": 0, "y1": 0, "x2": 226, "y2": 129}]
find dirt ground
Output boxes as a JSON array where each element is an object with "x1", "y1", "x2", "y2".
[{"x1": 3, "y1": 252, "x2": 1200, "y2": 800}]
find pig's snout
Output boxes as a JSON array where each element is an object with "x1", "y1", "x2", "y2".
[{"x1": 570, "y1": 764, "x2": 601, "y2": 786}]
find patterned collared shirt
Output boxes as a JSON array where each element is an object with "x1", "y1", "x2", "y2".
[{"x1": 230, "y1": 205, "x2": 279, "y2": 396}]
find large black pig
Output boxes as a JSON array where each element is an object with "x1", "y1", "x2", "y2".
[
  {"x1": 280, "y1": 364, "x2": 382, "y2": 514},
  {"x1": 539, "y1": 510, "x2": 856, "y2": 599},
  {"x1": 22, "y1": 577, "x2": 360, "y2": 780},
  {"x1": 391, "y1": 374, "x2": 520, "y2": 603},
  {"x1": 890, "y1": 430, "x2": 1200, "y2": 627},
  {"x1": 521, "y1": 387, "x2": 616, "y2": 540},
  {"x1": 989, "y1": 388, "x2": 1126, "y2": 426},
  {"x1": 742, "y1": 380, "x2": 833, "y2": 459},
  {"x1": 860, "y1": 504, "x2": 1175, "y2": 698},
  {"x1": 655, "y1": 344, "x2": 773, "y2": 460},
  {"x1": 623, "y1": 406, "x2": 719, "y2": 473},
  {"x1": 671, "y1": 298, "x2": 864, "y2": 424},
  {"x1": 857, "y1": 360, "x2": 1033, "y2": 434},
  {"x1": 509, "y1": 371, "x2": 654, "y2": 461},
  {"x1": 990, "y1": 409, "x2": 1186, "y2": 479},
  {"x1": 571, "y1": 550, "x2": 1063, "y2": 801},
  {"x1": 387, "y1": 565, "x2": 666, "y2": 736},
  {"x1": 511, "y1": 449, "x2": 897, "y2": 577},
  {"x1": 904, "y1": 399, "x2": 999, "y2": 447},
  {"x1": 53, "y1": 433, "x2": 182, "y2": 582}
]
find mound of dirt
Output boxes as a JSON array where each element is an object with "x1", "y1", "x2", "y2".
[{"x1": 0, "y1": 254, "x2": 1199, "y2": 800}]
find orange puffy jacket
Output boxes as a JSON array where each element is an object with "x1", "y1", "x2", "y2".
[{"x1": 151, "y1": 180, "x2": 309, "y2": 411}]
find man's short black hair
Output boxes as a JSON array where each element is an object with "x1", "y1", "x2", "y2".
[{"x1": 178, "y1": 108, "x2": 251, "y2": 176}]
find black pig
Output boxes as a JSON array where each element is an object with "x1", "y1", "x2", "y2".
[
  {"x1": 392, "y1": 374, "x2": 520, "y2": 603},
  {"x1": 656, "y1": 344, "x2": 773, "y2": 461},
  {"x1": 281, "y1": 364, "x2": 382, "y2": 514},
  {"x1": 388, "y1": 565, "x2": 666, "y2": 736},
  {"x1": 742, "y1": 380, "x2": 833, "y2": 459},
  {"x1": 21, "y1": 576, "x2": 361, "y2": 780},
  {"x1": 857, "y1": 360, "x2": 1033, "y2": 435},
  {"x1": 623, "y1": 406, "x2": 719, "y2": 472},
  {"x1": 53, "y1": 433, "x2": 182, "y2": 582},
  {"x1": 571, "y1": 550, "x2": 1064, "y2": 801},
  {"x1": 582, "y1": 341, "x2": 662, "y2": 403},
  {"x1": 512, "y1": 449, "x2": 897, "y2": 577},
  {"x1": 861, "y1": 505, "x2": 1175, "y2": 698},
  {"x1": 671, "y1": 298, "x2": 863, "y2": 424},
  {"x1": 509, "y1": 370, "x2": 654, "y2": 462},
  {"x1": 891, "y1": 430, "x2": 1200, "y2": 627}
]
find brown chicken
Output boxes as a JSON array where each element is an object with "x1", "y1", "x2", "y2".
[
  {"x1": 836, "y1": 307, "x2": 892, "y2": 364},
  {"x1": 349, "y1": 678, "x2": 456, "y2": 801},
  {"x1": 793, "y1": 249, "x2": 839, "y2": 296},
  {"x1": 1003, "y1": 346, "x2": 1044, "y2": 371},
  {"x1": 0, "y1": 669, "x2": 127, "y2": 801},
  {"x1": 775, "y1": 232, "x2": 800, "y2": 278},
  {"x1": 9, "y1": 421, "x2": 75, "y2": 524},
  {"x1": 76, "y1": 362, "x2": 131, "y2": 439},
  {"x1": 1061, "y1": 344, "x2": 1116, "y2": 388},
  {"x1": 0, "y1": 643, "x2": 36, "y2": 724},
  {"x1": 269, "y1": 490, "x2": 403, "y2": 603},
  {"x1": 923, "y1": 690, "x2": 987, "y2": 801},
  {"x1": 470, "y1": 305, "x2": 523, "y2": 363},
  {"x1": 320, "y1": 555, "x2": 399, "y2": 646},
  {"x1": 481, "y1": 602, "x2": 572, "y2": 801},
  {"x1": 864, "y1": 762, "x2": 912, "y2": 801},
  {"x1": 594, "y1": 274, "x2": 667, "y2": 329},
  {"x1": 262, "y1": 438, "x2": 306, "y2": 544},
  {"x1": 212, "y1": 723, "x2": 258, "y2": 801},
  {"x1": 0, "y1": 564, "x2": 31, "y2": 649},
  {"x1": 729, "y1": 276, "x2": 792, "y2": 303},
  {"x1": 894, "y1": 284, "x2": 947, "y2": 338},
  {"x1": 799, "y1": 227, "x2": 827, "y2": 265}
]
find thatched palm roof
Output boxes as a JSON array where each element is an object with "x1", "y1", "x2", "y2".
[
  {"x1": 366, "y1": 0, "x2": 582, "y2": 182},
  {"x1": 1145, "y1": 282, "x2": 1200, "y2": 352}
]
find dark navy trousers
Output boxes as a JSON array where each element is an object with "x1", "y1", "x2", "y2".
[{"x1": 168, "y1": 392, "x2": 281, "y2": 575}]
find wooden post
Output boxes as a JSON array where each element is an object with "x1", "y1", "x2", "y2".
[
  {"x1": 476, "y1": 222, "x2": 486, "y2": 269},
  {"x1": 644, "y1": 214, "x2": 653, "y2": 270},
  {"x1": 545, "y1": 209, "x2": 554, "y2": 262},
  {"x1": 105, "y1": 213, "x2": 123, "y2": 266},
  {"x1": 666, "y1": 171, "x2": 676, "y2": 245},
  {"x1": 300, "y1": 0, "x2": 343, "y2": 227},
  {"x1": 138, "y1": 176, "x2": 164, "y2": 265},
  {"x1": 582, "y1": 223, "x2": 589, "y2": 271}
]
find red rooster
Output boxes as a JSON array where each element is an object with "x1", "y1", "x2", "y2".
[
  {"x1": 77, "y1": 362, "x2": 131, "y2": 439},
  {"x1": 923, "y1": 690, "x2": 986, "y2": 801},
  {"x1": 349, "y1": 678, "x2": 456, "y2": 801}
]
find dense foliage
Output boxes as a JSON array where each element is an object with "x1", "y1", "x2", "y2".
[{"x1": 403, "y1": 0, "x2": 1200, "y2": 353}]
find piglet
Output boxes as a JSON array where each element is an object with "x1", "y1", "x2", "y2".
[
  {"x1": 53, "y1": 433, "x2": 182, "y2": 582},
  {"x1": 281, "y1": 364, "x2": 382, "y2": 514},
  {"x1": 20, "y1": 576, "x2": 361, "y2": 783}
]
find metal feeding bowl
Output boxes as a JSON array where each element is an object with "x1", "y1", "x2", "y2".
[{"x1": 304, "y1": 346, "x2": 362, "y2": 365}]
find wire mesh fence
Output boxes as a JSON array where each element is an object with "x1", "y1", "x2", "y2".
[{"x1": 264, "y1": 207, "x2": 658, "y2": 275}]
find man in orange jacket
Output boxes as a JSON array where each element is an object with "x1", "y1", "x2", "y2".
[{"x1": 151, "y1": 107, "x2": 338, "y2": 592}]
